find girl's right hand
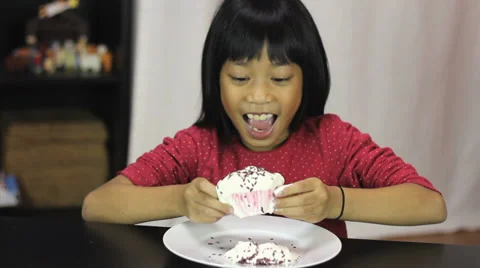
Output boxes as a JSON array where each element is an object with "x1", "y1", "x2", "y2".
[{"x1": 181, "y1": 177, "x2": 233, "y2": 223}]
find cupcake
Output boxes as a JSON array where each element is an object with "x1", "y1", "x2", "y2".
[{"x1": 216, "y1": 166, "x2": 285, "y2": 218}]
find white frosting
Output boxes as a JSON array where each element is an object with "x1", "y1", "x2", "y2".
[
  {"x1": 223, "y1": 241, "x2": 257, "y2": 263},
  {"x1": 224, "y1": 241, "x2": 299, "y2": 265},
  {"x1": 216, "y1": 166, "x2": 285, "y2": 217}
]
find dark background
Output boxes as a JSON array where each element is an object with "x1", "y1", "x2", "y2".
[
  {"x1": 0, "y1": 0, "x2": 134, "y2": 179},
  {"x1": 0, "y1": 0, "x2": 134, "y2": 216}
]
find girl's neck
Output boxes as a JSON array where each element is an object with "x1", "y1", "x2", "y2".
[{"x1": 238, "y1": 133, "x2": 292, "y2": 153}]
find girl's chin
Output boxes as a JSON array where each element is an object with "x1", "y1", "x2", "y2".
[
  {"x1": 242, "y1": 140, "x2": 278, "y2": 151},
  {"x1": 239, "y1": 130, "x2": 287, "y2": 152}
]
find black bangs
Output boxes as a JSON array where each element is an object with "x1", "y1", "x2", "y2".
[
  {"x1": 196, "y1": 0, "x2": 331, "y2": 144},
  {"x1": 219, "y1": 1, "x2": 304, "y2": 65}
]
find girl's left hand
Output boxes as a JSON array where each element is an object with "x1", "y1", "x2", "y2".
[{"x1": 273, "y1": 177, "x2": 334, "y2": 223}]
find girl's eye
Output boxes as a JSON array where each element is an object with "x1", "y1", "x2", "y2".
[
  {"x1": 271, "y1": 77, "x2": 291, "y2": 83},
  {"x1": 230, "y1": 76, "x2": 249, "y2": 82}
]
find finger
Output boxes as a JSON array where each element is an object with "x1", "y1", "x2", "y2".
[
  {"x1": 190, "y1": 214, "x2": 221, "y2": 224},
  {"x1": 195, "y1": 202, "x2": 227, "y2": 219},
  {"x1": 274, "y1": 192, "x2": 317, "y2": 209},
  {"x1": 185, "y1": 197, "x2": 225, "y2": 223},
  {"x1": 275, "y1": 178, "x2": 318, "y2": 197},
  {"x1": 196, "y1": 191, "x2": 233, "y2": 215},
  {"x1": 196, "y1": 178, "x2": 219, "y2": 199},
  {"x1": 274, "y1": 203, "x2": 318, "y2": 217}
]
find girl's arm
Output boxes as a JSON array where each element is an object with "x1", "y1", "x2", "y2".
[
  {"x1": 326, "y1": 183, "x2": 447, "y2": 225},
  {"x1": 82, "y1": 127, "x2": 212, "y2": 224},
  {"x1": 274, "y1": 178, "x2": 446, "y2": 226},
  {"x1": 275, "y1": 114, "x2": 447, "y2": 226},
  {"x1": 330, "y1": 114, "x2": 447, "y2": 225},
  {"x1": 82, "y1": 175, "x2": 188, "y2": 224}
]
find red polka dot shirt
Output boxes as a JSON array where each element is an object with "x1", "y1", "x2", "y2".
[{"x1": 120, "y1": 114, "x2": 440, "y2": 238}]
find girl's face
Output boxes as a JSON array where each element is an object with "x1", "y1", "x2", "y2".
[{"x1": 220, "y1": 44, "x2": 303, "y2": 152}]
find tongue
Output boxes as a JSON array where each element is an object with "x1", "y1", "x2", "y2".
[{"x1": 249, "y1": 118, "x2": 273, "y2": 130}]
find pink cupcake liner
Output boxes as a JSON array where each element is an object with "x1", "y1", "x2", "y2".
[{"x1": 231, "y1": 189, "x2": 275, "y2": 217}]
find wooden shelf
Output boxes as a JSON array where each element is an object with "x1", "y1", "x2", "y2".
[{"x1": 0, "y1": 71, "x2": 120, "y2": 87}]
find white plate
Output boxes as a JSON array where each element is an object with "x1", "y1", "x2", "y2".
[{"x1": 163, "y1": 215, "x2": 342, "y2": 267}]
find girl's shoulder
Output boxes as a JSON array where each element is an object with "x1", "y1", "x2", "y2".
[
  {"x1": 298, "y1": 113, "x2": 368, "y2": 146},
  {"x1": 169, "y1": 124, "x2": 218, "y2": 145},
  {"x1": 303, "y1": 113, "x2": 355, "y2": 133}
]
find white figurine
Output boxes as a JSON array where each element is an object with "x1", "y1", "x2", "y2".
[{"x1": 80, "y1": 52, "x2": 101, "y2": 73}]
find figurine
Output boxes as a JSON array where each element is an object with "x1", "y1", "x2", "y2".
[
  {"x1": 75, "y1": 36, "x2": 88, "y2": 69},
  {"x1": 78, "y1": 35, "x2": 88, "y2": 47},
  {"x1": 97, "y1": 44, "x2": 113, "y2": 73},
  {"x1": 64, "y1": 39, "x2": 77, "y2": 72},
  {"x1": 51, "y1": 41, "x2": 65, "y2": 71},
  {"x1": 80, "y1": 45, "x2": 101, "y2": 73},
  {"x1": 44, "y1": 57, "x2": 56, "y2": 74},
  {"x1": 32, "y1": 52, "x2": 43, "y2": 74},
  {"x1": 39, "y1": 0, "x2": 79, "y2": 19},
  {"x1": 4, "y1": 0, "x2": 116, "y2": 75},
  {"x1": 44, "y1": 50, "x2": 56, "y2": 74}
]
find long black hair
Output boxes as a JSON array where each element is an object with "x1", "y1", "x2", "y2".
[{"x1": 195, "y1": 0, "x2": 331, "y2": 143}]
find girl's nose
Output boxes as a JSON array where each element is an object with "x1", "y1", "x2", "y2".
[{"x1": 245, "y1": 80, "x2": 272, "y2": 104}]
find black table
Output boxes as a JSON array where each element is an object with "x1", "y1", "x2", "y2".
[{"x1": 1, "y1": 215, "x2": 478, "y2": 268}]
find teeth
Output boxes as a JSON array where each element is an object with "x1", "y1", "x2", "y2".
[{"x1": 246, "y1": 113, "x2": 274, "y2": 120}]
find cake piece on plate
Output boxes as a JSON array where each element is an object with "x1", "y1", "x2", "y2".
[{"x1": 224, "y1": 241, "x2": 299, "y2": 265}]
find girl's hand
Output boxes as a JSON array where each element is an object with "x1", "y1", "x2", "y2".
[
  {"x1": 181, "y1": 177, "x2": 233, "y2": 223},
  {"x1": 273, "y1": 178, "x2": 335, "y2": 223}
]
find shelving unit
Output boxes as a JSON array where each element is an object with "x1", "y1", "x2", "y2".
[
  {"x1": 0, "y1": 72, "x2": 120, "y2": 87},
  {"x1": 0, "y1": 0, "x2": 134, "y2": 184}
]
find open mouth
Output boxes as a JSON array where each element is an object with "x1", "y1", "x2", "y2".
[{"x1": 242, "y1": 113, "x2": 278, "y2": 133}]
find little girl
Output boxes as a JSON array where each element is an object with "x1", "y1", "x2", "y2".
[{"x1": 82, "y1": 0, "x2": 447, "y2": 238}]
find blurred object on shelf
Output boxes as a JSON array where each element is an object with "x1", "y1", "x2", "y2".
[
  {"x1": 97, "y1": 44, "x2": 113, "y2": 73},
  {"x1": 0, "y1": 172, "x2": 20, "y2": 208},
  {"x1": 4, "y1": 48, "x2": 33, "y2": 73},
  {"x1": 0, "y1": 109, "x2": 109, "y2": 208},
  {"x1": 3, "y1": 0, "x2": 114, "y2": 76},
  {"x1": 39, "y1": 0, "x2": 80, "y2": 19},
  {"x1": 27, "y1": 0, "x2": 86, "y2": 45}
]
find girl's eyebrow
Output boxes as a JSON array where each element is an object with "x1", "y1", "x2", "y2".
[
  {"x1": 231, "y1": 60, "x2": 290, "y2": 67},
  {"x1": 232, "y1": 60, "x2": 250, "y2": 66}
]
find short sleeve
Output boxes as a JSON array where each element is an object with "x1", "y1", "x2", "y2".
[
  {"x1": 119, "y1": 127, "x2": 202, "y2": 186},
  {"x1": 326, "y1": 114, "x2": 441, "y2": 193}
]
